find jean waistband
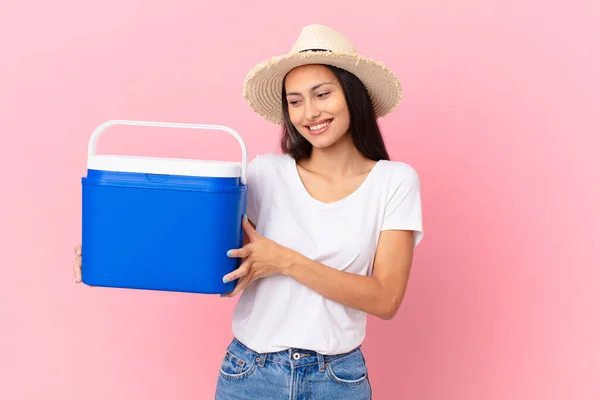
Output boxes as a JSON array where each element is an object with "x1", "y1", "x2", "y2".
[{"x1": 228, "y1": 338, "x2": 361, "y2": 372}]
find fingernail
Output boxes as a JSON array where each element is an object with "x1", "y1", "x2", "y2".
[
  {"x1": 244, "y1": 214, "x2": 248, "y2": 222},
  {"x1": 223, "y1": 277, "x2": 229, "y2": 283},
  {"x1": 227, "y1": 250, "x2": 233, "y2": 257}
]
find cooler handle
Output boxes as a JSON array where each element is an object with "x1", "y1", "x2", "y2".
[{"x1": 87, "y1": 120, "x2": 248, "y2": 184}]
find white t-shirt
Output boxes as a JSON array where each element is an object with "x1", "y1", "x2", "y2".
[{"x1": 231, "y1": 153, "x2": 423, "y2": 355}]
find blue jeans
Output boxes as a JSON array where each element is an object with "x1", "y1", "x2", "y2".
[{"x1": 215, "y1": 338, "x2": 372, "y2": 399}]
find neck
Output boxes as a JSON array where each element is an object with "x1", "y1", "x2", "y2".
[{"x1": 302, "y1": 134, "x2": 372, "y2": 177}]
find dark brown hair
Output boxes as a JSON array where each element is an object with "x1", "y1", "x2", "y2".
[{"x1": 280, "y1": 64, "x2": 390, "y2": 161}]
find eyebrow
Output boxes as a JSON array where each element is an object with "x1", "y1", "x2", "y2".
[{"x1": 286, "y1": 82, "x2": 333, "y2": 96}]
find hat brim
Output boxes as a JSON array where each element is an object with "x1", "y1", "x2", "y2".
[{"x1": 243, "y1": 51, "x2": 402, "y2": 125}]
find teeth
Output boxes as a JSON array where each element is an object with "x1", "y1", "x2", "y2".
[{"x1": 309, "y1": 121, "x2": 330, "y2": 131}]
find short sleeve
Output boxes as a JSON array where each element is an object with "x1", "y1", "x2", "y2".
[
  {"x1": 381, "y1": 163, "x2": 424, "y2": 247},
  {"x1": 245, "y1": 155, "x2": 262, "y2": 224}
]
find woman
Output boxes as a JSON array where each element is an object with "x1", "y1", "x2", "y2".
[{"x1": 74, "y1": 24, "x2": 423, "y2": 399}]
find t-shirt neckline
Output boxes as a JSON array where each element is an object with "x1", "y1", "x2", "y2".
[{"x1": 287, "y1": 155, "x2": 383, "y2": 209}]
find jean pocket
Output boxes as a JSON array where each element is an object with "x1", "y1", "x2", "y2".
[
  {"x1": 326, "y1": 350, "x2": 369, "y2": 386},
  {"x1": 219, "y1": 348, "x2": 257, "y2": 381}
]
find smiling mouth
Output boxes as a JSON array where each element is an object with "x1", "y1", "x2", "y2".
[{"x1": 306, "y1": 119, "x2": 333, "y2": 132}]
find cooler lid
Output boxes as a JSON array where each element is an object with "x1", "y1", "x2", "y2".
[{"x1": 87, "y1": 154, "x2": 242, "y2": 178}]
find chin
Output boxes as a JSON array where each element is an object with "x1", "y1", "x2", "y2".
[
  {"x1": 301, "y1": 129, "x2": 344, "y2": 149},
  {"x1": 310, "y1": 138, "x2": 337, "y2": 149},
  {"x1": 310, "y1": 129, "x2": 350, "y2": 149}
]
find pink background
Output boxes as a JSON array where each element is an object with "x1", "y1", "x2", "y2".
[{"x1": 1, "y1": 1, "x2": 598, "y2": 399}]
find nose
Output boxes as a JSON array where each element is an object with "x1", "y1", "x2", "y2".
[{"x1": 304, "y1": 99, "x2": 321, "y2": 121}]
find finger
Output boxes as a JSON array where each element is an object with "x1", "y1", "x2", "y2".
[
  {"x1": 226, "y1": 245, "x2": 251, "y2": 259},
  {"x1": 242, "y1": 217, "x2": 260, "y2": 242},
  {"x1": 222, "y1": 260, "x2": 251, "y2": 284},
  {"x1": 73, "y1": 257, "x2": 82, "y2": 283},
  {"x1": 222, "y1": 269, "x2": 252, "y2": 297},
  {"x1": 226, "y1": 270, "x2": 254, "y2": 297},
  {"x1": 245, "y1": 273, "x2": 260, "y2": 288},
  {"x1": 74, "y1": 245, "x2": 81, "y2": 256},
  {"x1": 222, "y1": 279, "x2": 245, "y2": 298}
]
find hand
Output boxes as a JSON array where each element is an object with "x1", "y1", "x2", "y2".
[
  {"x1": 222, "y1": 217, "x2": 295, "y2": 297},
  {"x1": 73, "y1": 245, "x2": 82, "y2": 283}
]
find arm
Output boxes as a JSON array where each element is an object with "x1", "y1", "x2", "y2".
[
  {"x1": 223, "y1": 218, "x2": 415, "y2": 321},
  {"x1": 282, "y1": 229, "x2": 414, "y2": 320}
]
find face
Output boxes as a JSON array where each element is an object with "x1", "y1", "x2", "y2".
[{"x1": 284, "y1": 64, "x2": 351, "y2": 149}]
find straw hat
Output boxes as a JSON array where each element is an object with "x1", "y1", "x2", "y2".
[{"x1": 242, "y1": 24, "x2": 403, "y2": 125}]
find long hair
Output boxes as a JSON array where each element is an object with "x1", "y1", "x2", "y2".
[{"x1": 280, "y1": 64, "x2": 390, "y2": 161}]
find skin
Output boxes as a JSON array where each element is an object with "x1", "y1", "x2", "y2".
[{"x1": 73, "y1": 64, "x2": 414, "y2": 320}]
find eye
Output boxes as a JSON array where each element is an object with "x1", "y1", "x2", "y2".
[
  {"x1": 288, "y1": 99, "x2": 301, "y2": 106},
  {"x1": 317, "y1": 92, "x2": 330, "y2": 98}
]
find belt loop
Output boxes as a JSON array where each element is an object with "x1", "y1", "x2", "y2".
[
  {"x1": 318, "y1": 353, "x2": 325, "y2": 372},
  {"x1": 257, "y1": 353, "x2": 267, "y2": 367}
]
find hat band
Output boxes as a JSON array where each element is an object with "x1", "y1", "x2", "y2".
[{"x1": 299, "y1": 48, "x2": 332, "y2": 53}]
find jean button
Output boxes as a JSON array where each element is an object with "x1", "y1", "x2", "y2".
[{"x1": 292, "y1": 352, "x2": 300, "y2": 360}]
